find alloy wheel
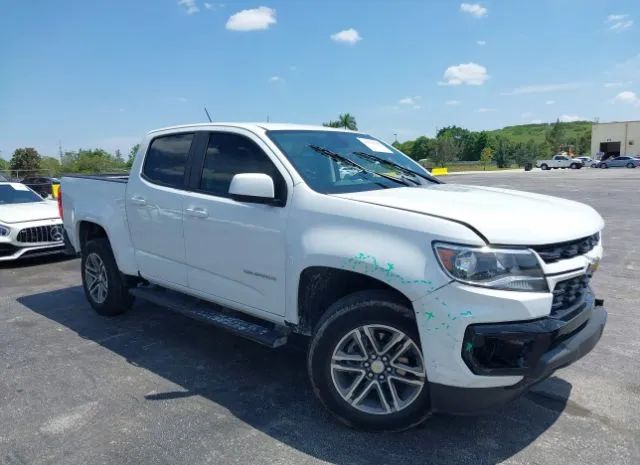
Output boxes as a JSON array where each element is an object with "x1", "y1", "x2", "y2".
[
  {"x1": 85, "y1": 252, "x2": 109, "y2": 304},
  {"x1": 330, "y1": 324, "x2": 425, "y2": 415}
]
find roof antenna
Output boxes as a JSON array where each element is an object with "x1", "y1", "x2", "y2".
[{"x1": 204, "y1": 106, "x2": 212, "y2": 122}]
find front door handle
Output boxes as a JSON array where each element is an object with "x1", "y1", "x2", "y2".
[
  {"x1": 185, "y1": 207, "x2": 208, "y2": 218},
  {"x1": 130, "y1": 196, "x2": 147, "y2": 206}
]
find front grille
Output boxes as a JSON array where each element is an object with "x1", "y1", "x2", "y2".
[
  {"x1": 551, "y1": 274, "x2": 590, "y2": 319},
  {"x1": 16, "y1": 225, "x2": 64, "y2": 244},
  {"x1": 532, "y1": 233, "x2": 599, "y2": 263}
]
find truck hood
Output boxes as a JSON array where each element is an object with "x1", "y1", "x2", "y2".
[
  {"x1": 335, "y1": 184, "x2": 604, "y2": 245},
  {"x1": 0, "y1": 201, "x2": 60, "y2": 224}
]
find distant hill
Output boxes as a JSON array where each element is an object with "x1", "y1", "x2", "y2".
[{"x1": 488, "y1": 121, "x2": 592, "y2": 144}]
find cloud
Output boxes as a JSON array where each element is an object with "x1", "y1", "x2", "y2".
[
  {"x1": 501, "y1": 82, "x2": 582, "y2": 95},
  {"x1": 559, "y1": 114, "x2": 587, "y2": 122},
  {"x1": 476, "y1": 107, "x2": 496, "y2": 113},
  {"x1": 460, "y1": 3, "x2": 487, "y2": 18},
  {"x1": 606, "y1": 13, "x2": 633, "y2": 32},
  {"x1": 612, "y1": 90, "x2": 640, "y2": 106},
  {"x1": 203, "y1": 2, "x2": 223, "y2": 10},
  {"x1": 476, "y1": 40, "x2": 486, "y2": 46},
  {"x1": 530, "y1": 119, "x2": 543, "y2": 124},
  {"x1": 604, "y1": 81, "x2": 629, "y2": 88},
  {"x1": 546, "y1": 100, "x2": 556, "y2": 105},
  {"x1": 177, "y1": 0, "x2": 199, "y2": 15},
  {"x1": 330, "y1": 28, "x2": 362, "y2": 45},
  {"x1": 226, "y1": 6, "x2": 276, "y2": 31},
  {"x1": 269, "y1": 76, "x2": 283, "y2": 83},
  {"x1": 440, "y1": 62, "x2": 489, "y2": 86},
  {"x1": 445, "y1": 100, "x2": 461, "y2": 105},
  {"x1": 398, "y1": 96, "x2": 420, "y2": 105}
]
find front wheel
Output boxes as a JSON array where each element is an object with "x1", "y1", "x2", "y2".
[
  {"x1": 540, "y1": 164, "x2": 549, "y2": 170},
  {"x1": 627, "y1": 162, "x2": 636, "y2": 168},
  {"x1": 600, "y1": 163, "x2": 608, "y2": 169},
  {"x1": 308, "y1": 291, "x2": 429, "y2": 432},
  {"x1": 570, "y1": 163, "x2": 580, "y2": 169},
  {"x1": 82, "y1": 239, "x2": 134, "y2": 316}
]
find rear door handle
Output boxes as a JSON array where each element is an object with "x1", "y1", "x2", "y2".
[
  {"x1": 185, "y1": 207, "x2": 208, "y2": 218},
  {"x1": 130, "y1": 196, "x2": 147, "y2": 206}
]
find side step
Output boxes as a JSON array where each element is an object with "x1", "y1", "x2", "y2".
[{"x1": 129, "y1": 286, "x2": 289, "y2": 348}]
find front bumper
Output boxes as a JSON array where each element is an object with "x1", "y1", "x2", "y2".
[{"x1": 429, "y1": 302, "x2": 606, "y2": 413}]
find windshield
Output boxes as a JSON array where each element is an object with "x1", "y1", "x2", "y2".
[
  {"x1": 267, "y1": 130, "x2": 435, "y2": 194},
  {"x1": 0, "y1": 184, "x2": 44, "y2": 204}
]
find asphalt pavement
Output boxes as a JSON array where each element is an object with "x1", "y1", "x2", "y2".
[{"x1": 0, "y1": 168, "x2": 638, "y2": 465}]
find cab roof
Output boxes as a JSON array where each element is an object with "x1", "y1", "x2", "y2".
[{"x1": 147, "y1": 122, "x2": 360, "y2": 135}]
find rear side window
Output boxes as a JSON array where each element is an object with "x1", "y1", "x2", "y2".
[
  {"x1": 198, "y1": 132, "x2": 286, "y2": 200},
  {"x1": 142, "y1": 133, "x2": 194, "y2": 188}
]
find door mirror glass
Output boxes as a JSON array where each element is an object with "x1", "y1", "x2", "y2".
[{"x1": 229, "y1": 173, "x2": 275, "y2": 203}]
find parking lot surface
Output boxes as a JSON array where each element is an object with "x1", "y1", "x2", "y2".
[{"x1": 1, "y1": 169, "x2": 638, "y2": 465}]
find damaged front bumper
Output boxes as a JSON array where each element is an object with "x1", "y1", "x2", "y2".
[{"x1": 429, "y1": 296, "x2": 606, "y2": 414}]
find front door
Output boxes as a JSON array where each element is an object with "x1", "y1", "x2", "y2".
[{"x1": 182, "y1": 130, "x2": 290, "y2": 316}]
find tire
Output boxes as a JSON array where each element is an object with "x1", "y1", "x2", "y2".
[
  {"x1": 540, "y1": 164, "x2": 549, "y2": 170},
  {"x1": 308, "y1": 290, "x2": 430, "y2": 432},
  {"x1": 626, "y1": 162, "x2": 635, "y2": 168},
  {"x1": 591, "y1": 163, "x2": 597, "y2": 168},
  {"x1": 570, "y1": 163, "x2": 580, "y2": 169},
  {"x1": 81, "y1": 238, "x2": 134, "y2": 316},
  {"x1": 600, "y1": 163, "x2": 608, "y2": 169}
]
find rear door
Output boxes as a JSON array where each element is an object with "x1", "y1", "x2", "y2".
[
  {"x1": 181, "y1": 129, "x2": 290, "y2": 316},
  {"x1": 126, "y1": 132, "x2": 204, "y2": 287}
]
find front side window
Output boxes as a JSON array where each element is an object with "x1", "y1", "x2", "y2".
[
  {"x1": 142, "y1": 133, "x2": 194, "y2": 188},
  {"x1": 267, "y1": 130, "x2": 434, "y2": 194},
  {"x1": 198, "y1": 132, "x2": 286, "y2": 199},
  {"x1": 0, "y1": 184, "x2": 44, "y2": 204}
]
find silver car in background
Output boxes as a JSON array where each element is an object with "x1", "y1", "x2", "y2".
[{"x1": 597, "y1": 156, "x2": 640, "y2": 169}]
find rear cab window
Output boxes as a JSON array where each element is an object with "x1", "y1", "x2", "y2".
[{"x1": 142, "y1": 133, "x2": 194, "y2": 188}]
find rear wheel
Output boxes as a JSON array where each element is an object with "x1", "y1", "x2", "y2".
[
  {"x1": 308, "y1": 291, "x2": 429, "y2": 432},
  {"x1": 82, "y1": 239, "x2": 134, "y2": 316},
  {"x1": 540, "y1": 164, "x2": 549, "y2": 170},
  {"x1": 570, "y1": 163, "x2": 580, "y2": 169}
]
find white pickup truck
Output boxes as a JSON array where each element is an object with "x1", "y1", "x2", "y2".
[
  {"x1": 61, "y1": 123, "x2": 607, "y2": 431},
  {"x1": 536, "y1": 154, "x2": 583, "y2": 170}
]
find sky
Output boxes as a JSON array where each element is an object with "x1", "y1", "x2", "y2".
[{"x1": 1, "y1": 0, "x2": 640, "y2": 159}]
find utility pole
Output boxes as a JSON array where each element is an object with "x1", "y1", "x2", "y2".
[{"x1": 393, "y1": 133, "x2": 398, "y2": 143}]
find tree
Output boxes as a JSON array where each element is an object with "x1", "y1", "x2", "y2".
[
  {"x1": 323, "y1": 113, "x2": 357, "y2": 130},
  {"x1": 127, "y1": 143, "x2": 140, "y2": 169},
  {"x1": 0, "y1": 158, "x2": 8, "y2": 171},
  {"x1": 10, "y1": 147, "x2": 41, "y2": 173},
  {"x1": 480, "y1": 147, "x2": 493, "y2": 170},
  {"x1": 39, "y1": 156, "x2": 61, "y2": 176},
  {"x1": 576, "y1": 131, "x2": 591, "y2": 155},
  {"x1": 61, "y1": 148, "x2": 127, "y2": 173},
  {"x1": 411, "y1": 136, "x2": 432, "y2": 162},
  {"x1": 492, "y1": 136, "x2": 513, "y2": 168},
  {"x1": 432, "y1": 136, "x2": 461, "y2": 167},
  {"x1": 545, "y1": 119, "x2": 565, "y2": 154}
]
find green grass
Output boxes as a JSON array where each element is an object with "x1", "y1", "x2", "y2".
[{"x1": 445, "y1": 163, "x2": 515, "y2": 172}]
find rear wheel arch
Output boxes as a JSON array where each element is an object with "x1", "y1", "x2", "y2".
[
  {"x1": 78, "y1": 221, "x2": 109, "y2": 252},
  {"x1": 296, "y1": 266, "x2": 414, "y2": 336}
]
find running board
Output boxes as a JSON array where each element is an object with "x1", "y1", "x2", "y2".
[{"x1": 129, "y1": 286, "x2": 289, "y2": 348}]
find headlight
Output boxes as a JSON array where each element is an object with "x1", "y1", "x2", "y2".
[
  {"x1": 433, "y1": 242, "x2": 547, "y2": 292},
  {"x1": 0, "y1": 225, "x2": 9, "y2": 237}
]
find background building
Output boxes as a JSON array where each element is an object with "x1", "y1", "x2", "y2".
[{"x1": 591, "y1": 121, "x2": 640, "y2": 159}]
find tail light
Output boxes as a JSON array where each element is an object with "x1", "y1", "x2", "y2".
[{"x1": 57, "y1": 187, "x2": 63, "y2": 220}]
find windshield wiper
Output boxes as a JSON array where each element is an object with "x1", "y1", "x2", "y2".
[
  {"x1": 308, "y1": 145, "x2": 411, "y2": 187},
  {"x1": 351, "y1": 151, "x2": 438, "y2": 184}
]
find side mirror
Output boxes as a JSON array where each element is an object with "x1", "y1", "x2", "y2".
[{"x1": 229, "y1": 173, "x2": 276, "y2": 204}]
